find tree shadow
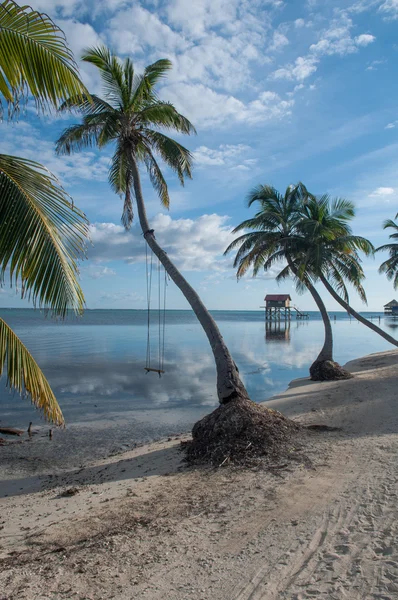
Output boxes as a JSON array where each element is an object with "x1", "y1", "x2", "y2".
[{"x1": 0, "y1": 442, "x2": 185, "y2": 499}]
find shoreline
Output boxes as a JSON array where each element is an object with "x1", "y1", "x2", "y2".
[
  {"x1": 1, "y1": 349, "x2": 398, "y2": 599},
  {"x1": 0, "y1": 348, "x2": 395, "y2": 483}
]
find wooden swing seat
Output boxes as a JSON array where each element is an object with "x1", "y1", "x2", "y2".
[{"x1": 144, "y1": 368, "x2": 165, "y2": 374}]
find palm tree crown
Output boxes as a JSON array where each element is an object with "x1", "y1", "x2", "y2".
[
  {"x1": 377, "y1": 213, "x2": 398, "y2": 289},
  {"x1": 56, "y1": 46, "x2": 196, "y2": 228},
  {"x1": 225, "y1": 184, "x2": 372, "y2": 302}
]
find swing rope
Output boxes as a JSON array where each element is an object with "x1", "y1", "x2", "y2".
[
  {"x1": 144, "y1": 242, "x2": 167, "y2": 376},
  {"x1": 145, "y1": 242, "x2": 153, "y2": 371}
]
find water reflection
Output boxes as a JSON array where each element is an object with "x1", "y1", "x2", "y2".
[
  {"x1": 0, "y1": 313, "x2": 395, "y2": 434},
  {"x1": 265, "y1": 321, "x2": 291, "y2": 343}
]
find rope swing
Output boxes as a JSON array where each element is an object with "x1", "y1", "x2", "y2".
[{"x1": 144, "y1": 241, "x2": 167, "y2": 376}]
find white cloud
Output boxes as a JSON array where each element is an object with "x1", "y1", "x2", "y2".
[
  {"x1": 385, "y1": 120, "x2": 398, "y2": 129},
  {"x1": 194, "y1": 144, "x2": 251, "y2": 166},
  {"x1": 162, "y1": 83, "x2": 293, "y2": 127},
  {"x1": 30, "y1": 0, "x2": 82, "y2": 17},
  {"x1": 367, "y1": 59, "x2": 386, "y2": 71},
  {"x1": 108, "y1": 4, "x2": 189, "y2": 55},
  {"x1": 379, "y1": 0, "x2": 398, "y2": 19},
  {"x1": 271, "y1": 56, "x2": 318, "y2": 81},
  {"x1": 294, "y1": 18, "x2": 306, "y2": 28},
  {"x1": 81, "y1": 265, "x2": 116, "y2": 279},
  {"x1": 0, "y1": 124, "x2": 110, "y2": 184},
  {"x1": 269, "y1": 31, "x2": 289, "y2": 52},
  {"x1": 88, "y1": 214, "x2": 238, "y2": 272},
  {"x1": 272, "y1": 14, "x2": 376, "y2": 82},
  {"x1": 369, "y1": 187, "x2": 395, "y2": 197},
  {"x1": 355, "y1": 33, "x2": 376, "y2": 46}
]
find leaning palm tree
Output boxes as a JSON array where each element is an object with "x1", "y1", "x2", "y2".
[
  {"x1": 55, "y1": 46, "x2": 251, "y2": 407},
  {"x1": 0, "y1": 1, "x2": 90, "y2": 424},
  {"x1": 225, "y1": 183, "x2": 352, "y2": 380},
  {"x1": 55, "y1": 46, "x2": 298, "y2": 465},
  {"x1": 299, "y1": 196, "x2": 398, "y2": 350},
  {"x1": 377, "y1": 213, "x2": 398, "y2": 289}
]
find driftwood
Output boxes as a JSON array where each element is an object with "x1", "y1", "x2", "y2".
[{"x1": 0, "y1": 427, "x2": 24, "y2": 436}]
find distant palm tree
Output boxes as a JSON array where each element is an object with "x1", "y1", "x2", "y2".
[
  {"x1": 0, "y1": 1, "x2": 89, "y2": 424},
  {"x1": 224, "y1": 183, "x2": 351, "y2": 379},
  {"x1": 56, "y1": 46, "x2": 250, "y2": 405},
  {"x1": 226, "y1": 186, "x2": 398, "y2": 380},
  {"x1": 377, "y1": 213, "x2": 398, "y2": 289},
  {"x1": 300, "y1": 196, "x2": 398, "y2": 349}
]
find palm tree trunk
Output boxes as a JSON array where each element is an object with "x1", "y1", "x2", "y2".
[
  {"x1": 320, "y1": 275, "x2": 398, "y2": 348},
  {"x1": 129, "y1": 153, "x2": 250, "y2": 405},
  {"x1": 306, "y1": 283, "x2": 333, "y2": 362},
  {"x1": 287, "y1": 257, "x2": 351, "y2": 379},
  {"x1": 286, "y1": 257, "x2": 333, "y2": 361}
]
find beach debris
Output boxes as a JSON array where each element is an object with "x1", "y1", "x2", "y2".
[
  {"x1": 306, "y1": 424, "x2": 342, "y2": 432},
  {"x1": 0, "y1": 427, "x2": 24, "y2": 436},
  {"x1": 60, "y1": 487, "x2": 80, "y2": 497}
]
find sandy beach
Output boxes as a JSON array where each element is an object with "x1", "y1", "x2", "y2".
[{"x1": 1, "y1": 349, "x2": 397, "y2": 599}]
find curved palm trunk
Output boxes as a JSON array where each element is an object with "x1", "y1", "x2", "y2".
[
  {"x1": 306, "y1": 283, "x2": 333, "y2": 363},
  {"x1": 286, "y1": 257, "x2": 333, "y2": 362},
  {"x1": 286, "y1": 258, "x2": 351, "y2": 379},
  {"x1": 320, "y1": 275, "x2": 398, "y2": 348},
  {"x1": 129, "y1": 154, "x2": 250, "y2": 405}
]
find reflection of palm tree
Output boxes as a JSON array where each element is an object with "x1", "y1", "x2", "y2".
[
  {"x1": 225, "y1": 183, "x2": 350, "y2": 380},
  {"x1": 56, "y1": 47, "x2": 250, "y2": 406},
  {"x1": 377, "y1": 213, "x2": 398, "y2": 289},
  {"x1": 0, "y1": 2, "x2": 89, "y2": 424}
]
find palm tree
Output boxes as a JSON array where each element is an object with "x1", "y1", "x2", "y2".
[
  {"x1": 0, "y1": 0, "x2": 87, "y2": 116},
  {"x1": 0, "y1": 1, "x2": 90, "y2": 424},
  {"x1": 300, "y1": 197, "x2": 398, "y2": 349},
  {"x1": 55, "y1": 46, "x2": 250, "y2": 406},
  {"x1": 224, "y1": 183, "x2": 352, "y2": 380},
  {"x1": 377, "y1": 213, "x2": 398, "y2": 289}
]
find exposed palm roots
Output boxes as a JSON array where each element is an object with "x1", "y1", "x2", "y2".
[
  {"x1": 184, "y1": 398, "x2": 300, "y2": 467},
  {"x1": 310, "y1": 359, "x2": 353, "y2": 381}
]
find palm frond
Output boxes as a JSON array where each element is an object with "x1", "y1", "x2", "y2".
[
  {"x1": 0, "y1": 0, "x2": 88, "y2": 116},
  {"x1": 131, "y1": 59, "x2": 173, "y2": 108},
  {"x1": 138, "y1": 102, "x2": 196, "y2": 135},
  {"x1": 145, "y1": 130, "x2": 193, "y2": 184},
  {"x1": 0, "y1": 317, "x2": 64, "y2": 424},
  {"x1": 144, "y1": 151, "x2": 170, "y2": 209},
  {"x1": 81, "y1": 45, "x2": 125, "y2": 104},
  {"x1": 0, "y1": 154, "x2": 88, "y2": 315},
  {"x1": 55, "y1": 121, "x2": 101, "y2": 155}
]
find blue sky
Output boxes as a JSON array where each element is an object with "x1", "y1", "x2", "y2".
[{"x1": 1, "y1": 0, "x2": 398, "y2": 311}]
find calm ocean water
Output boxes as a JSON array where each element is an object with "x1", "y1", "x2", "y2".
[{"x1": 0, "y1": 308, "x2": 396, "y2": 466}]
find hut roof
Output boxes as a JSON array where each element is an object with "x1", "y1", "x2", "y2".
[
  {"x1": 384, "y1": 299, "x2": 398, "y2": 307},
  {"x1": 264, "y1": 294, "x2": 291, "y2": 301}
]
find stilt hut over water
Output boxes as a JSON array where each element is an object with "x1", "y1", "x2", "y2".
[
  {"x1": 384, "y1": 299, "x2": 398, "y2": 316},
  {"x1": 261, "y1": 294, "x2": 309, "y2": 320},
  {"x1": 263, "y1": 294, "x2": 291, "y2": 321}
]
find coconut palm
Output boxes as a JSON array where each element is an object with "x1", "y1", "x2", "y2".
[
  {"x1": 0, "y1": 1, "x2": 90, "y2": 424},
  {"x1": 300, "y1": 196, "x2": 398, "y2": 350},
  {"x1": 377, "y1": 213, "x2": 398, "y2": 289},
  {"x1": 55, "y1": 46, "x2": 250, "y2": 406},
  {"x1": 0, "y1": 0, "x2": 87, "y2": 116},
  {"x1": 224, "y1": 183, "x2": 351, "y2": 380}
]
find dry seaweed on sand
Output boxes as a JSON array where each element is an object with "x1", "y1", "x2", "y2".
[{"x1": 183, "y1": 398, "x2": 301, "y2": 467}]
